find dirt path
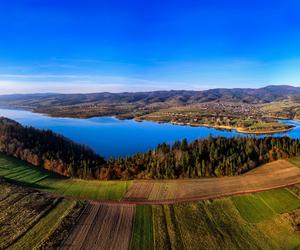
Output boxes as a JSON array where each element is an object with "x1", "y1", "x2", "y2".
[
  {"x1": 60, "y1": 202, "x2": 135, "y2": 250},
  {"x1": 121, "y1": 160, "x2": 300, "y2": 204}
]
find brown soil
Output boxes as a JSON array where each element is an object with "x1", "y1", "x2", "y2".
[
  {"x1": 60, "y1": 202, "x2": 135, "y2": 250},
  {"x1": 122, "y1": 160, "x2": 300, "y2": 204}
]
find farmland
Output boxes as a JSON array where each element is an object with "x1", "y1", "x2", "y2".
[
  {"x1": 231, "y1": 189, "x2": 300, "y2": 223},
  {"x1": 61, "y1": 202, "x2": 135, "y2": 250},
  {"x1": 130, "y1": 205, "x2": 154, "y2": 250},
  {"x1": 130, "y1": 194, "x2": 300, "y2": 250},
  {"x1": 2, "y1": 154, "x2": 300, "y2": 249},
  {"x1": 2, "y1": 153, "x2": 300, "y2": 204},
  {"x1": 57, "y1": 188, "x2": 300, "y2": 250},
  {"x1": 0, "y1": 178, "x2": 84, "y2": 249},
  {"x1": 3, "y1": 175, "x2": 300, "y2": 250},
  {"x1": 0, "y1": 153, "x2": 131, "y2": 201},
  {"x1": 123, "y1": 160, "x2": 300, "y2": 203},
  {"x1": 289, "y1": 156, "x2": 300, "y2": 168}
]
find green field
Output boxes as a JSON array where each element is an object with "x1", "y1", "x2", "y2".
[
  {"x1": 0, "y1": 154, "x2": 131, "y2": 200},
  {"x1": 289, "y1": 156, "x2": 300, "y2": 168},
  {"x1": 131, "y1": 205, "x2": 154, "y2": 250},
  {"x1": 231, "y1": 189, "x2": 300, "y2": 223},
  {"x1": 257, "y1": 189, "x2": 300, "y2": 213},
  {"x1": 129, "y1": 184, "x2": 300, "y2": 250},
  {"x1": 231, "y1": 194, "x2": 275, "y2": 223},
  {"x1": 129, "y1": 197, "x2": 300, "y2": 250},
  {"x1": 9, "y1": 199, "x2": 76, "y2": 250},
  {"x1": 132, "y1": 157, "x2": 300, "y2": 249},
  {"x1": 4, "y1": 177, "x2": 300, "y2": 250},
  {"x1": 3, "y1": 153, "x2": 300, "y2": 249},
  {"x1": 0, "y1": 179, "x2": 84, "y2": 249}
]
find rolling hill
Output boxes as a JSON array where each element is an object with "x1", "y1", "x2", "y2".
[{"x1": 0, "y1": 85, "x2": 299, "y2": 109}]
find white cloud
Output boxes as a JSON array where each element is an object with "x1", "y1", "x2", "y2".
[
  {"x1": 0, "y1": 75, "x2": 201, "y2": 94},
  {"x1": 1, "y1": 58, "x2": 300, "y2": 94}
]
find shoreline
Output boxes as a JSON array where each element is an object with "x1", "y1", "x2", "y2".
[
  {"x1": 0, "y1": 107, "x2": 297, "y2": 135},
  {"x1": 236, "y1": 127, "x2": 295, "y2": 134},
  {"x1": 145, "y1": 120, "x2": 296, "y2": 135}
]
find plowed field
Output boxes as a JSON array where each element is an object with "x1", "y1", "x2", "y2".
[
  {"x1": 61, "y1": 202, "x2": 135, "y2": 250},
  {"x1": 123, "y1": 160, "x2": 300, "y2": 203}
]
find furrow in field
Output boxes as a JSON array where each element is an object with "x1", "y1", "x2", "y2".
[
  {"x1": 109, "y1": 204, "x2": 134, "y2": 250},
  {"x1": 81, "y1": 204, "x2": 110, "y2": 249},
  {"x1": 122, "y1": 160, "x2": 300, "y2": 203},
  {"x1": 60, "y1": 203, "x2": 99, "y2": 249},
  {"x1": 123, "y1": 182, "x2": 154, "y2": 201},
  {"x1": 61, "y1": 203, "x2": 134, "y2": 250}
]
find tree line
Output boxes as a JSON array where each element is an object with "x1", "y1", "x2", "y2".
[
  {"x1": 0, "y1": 117, "x2": 104, "y2": 178},
  {"x1": 0, "y1": 117, "x2": 300, "y2": 180},
  {"x1": 107, "y1": 136, "x2": 300, "y2": 179}
]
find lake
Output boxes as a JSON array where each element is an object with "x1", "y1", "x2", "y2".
[{"x1": 0, "y1": 108, "x2": 299, "y2": 158}]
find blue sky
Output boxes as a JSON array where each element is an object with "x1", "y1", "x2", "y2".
[{"x1": 0, "y1": 0, "x2": 300, "y2": 93}]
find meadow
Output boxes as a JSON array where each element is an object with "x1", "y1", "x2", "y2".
[{"x1": 0, "y1": 154, "x2": 131, "y2": 201}]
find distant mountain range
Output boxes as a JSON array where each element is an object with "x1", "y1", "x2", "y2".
[{"x1": 0, "y1": 85, "x2": 299, "y2": 108}]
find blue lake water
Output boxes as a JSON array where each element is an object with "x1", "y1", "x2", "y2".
[{"x1": 0, "y1": 108, "x2": 300, "y2": 158}]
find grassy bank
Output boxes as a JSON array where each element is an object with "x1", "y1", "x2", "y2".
[{"x1": 0, "y1": 154, "x2": 131, "y2": 201}]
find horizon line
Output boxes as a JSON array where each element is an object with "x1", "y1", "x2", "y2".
[{"x1": 0, "y1": 84, "x2": 298, "y2": 96}]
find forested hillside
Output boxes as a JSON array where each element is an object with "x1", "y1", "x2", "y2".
[
  {"x1": 0, "y1": 85, "x2": 299, "y2": 119},
  {"x1": 0, "y1": 117, "x2": 105, "y2": 178},
  {"x1": 1, "y1": 117, "x2": 300, "y2": 180},
  {"x1": 0, "y1": 85, "x2": 299, "y2": 107},
  {"x1": 108, "y1": 136, "x2": 300, "y2": 179}
]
